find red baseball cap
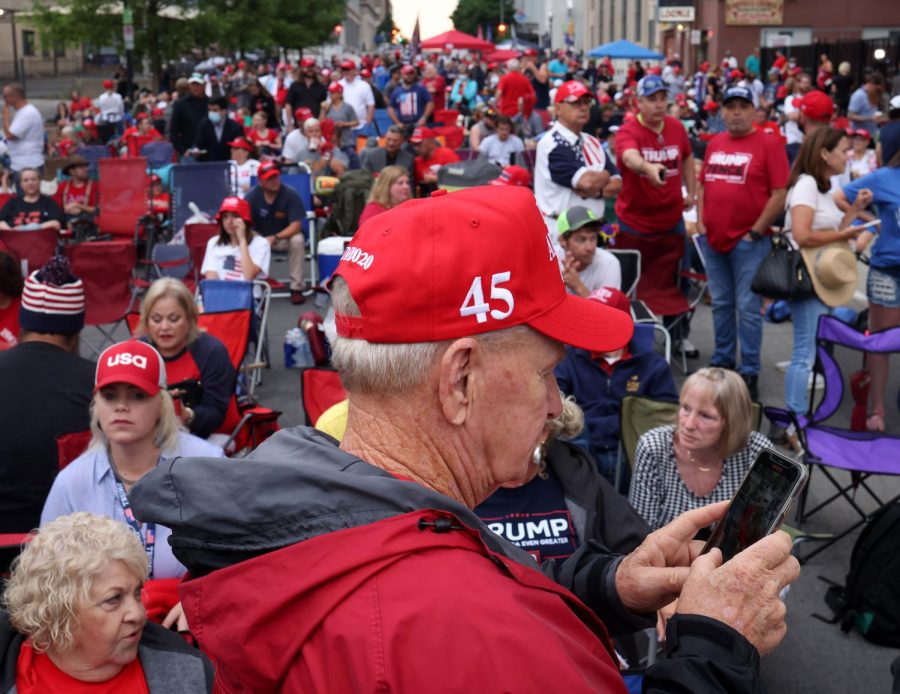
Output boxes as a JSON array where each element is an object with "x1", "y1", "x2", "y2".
[
  {"x1": 103, "y1": 79, "x2": 115, "y2": 89},
  {"x1": 340, "y1": 60, "x2": 356, "y2": 71},
  {"x1": 134, "y1": 111, "x2": 150, "y2": 121},
  {"x1": 490, "y1": 165, "x2": 531, "y2": 187},
  {"x1": 588, "y1": 287, "x2": 631, "y2": 316},
  {"x1": 216, "y1": 195, "x2": 252, "y2": 223},
  {"x1": 730, "y1": 69, "x2": 743, "y2": 80},
  {"x1": 360, "y1": 69, "x2": 372, "y2": 78},
  {"x1": 227, "y1": 137, "x2": 253, "y2": 153},
  {"x1": 95, "y1": 340, "x2": 166, "y2": 396},
  {"x1": 300, "y1": 58, "x2": 316, "y2": 68},
  {"x1": 258, "y1": 161, "x2": 280, "y2": 180},
  {"x1": 409, "y1": 127, "x2": 434, "y2": 144},
  {"x1": 524, "y1": 48, "x2": 538, "y2": 57},
  {"x1": 850, "y1": 128, "x2": 871, "y2": 140},
  {"x1": 294, "y1": 107, "x2": 314, "y2": 124},
  {"x1": 327, "y1": 82, "x2": 344, "y2": 93},
  {"x1": 555, "y1": 80, "x2": 592, "y2": 104},
  {"x1": 331, "y1": 186, "x2": 633, "y2": 352},
  {"x1": 799, "y1": 90, "x2": 834, "y2": 122},
  {"x1": 400, "y1": 65, "x2": 416, "y2": 75}
]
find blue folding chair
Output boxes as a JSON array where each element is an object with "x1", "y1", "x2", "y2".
[
  {"x1": 75, "y1": 145, "x2": 115, "y2": 179},
  {"x1": 250, "y1": 165, "x2": 320, "y2": 289},
  {"x1": 140, "y1": 141, "x2": 176, "y2": 169},
  {"x1": 372, "y1": 108, "x2": 393, "y2": 136},
  {"x1": 170, "y1": 162, "x2": 236, "y2": 234},
  {"x1": 199, "y1": 279, "x2": 271, "y2": 395}
]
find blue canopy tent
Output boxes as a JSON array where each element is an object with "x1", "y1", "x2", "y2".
[{"x1": 587, "y1": 40, "x2": 664, "y2": 60}]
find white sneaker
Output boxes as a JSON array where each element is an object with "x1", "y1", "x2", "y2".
[
  {"x1": 776, "y1": 360, "x2": 790, "y2": 373},
  {"x1": 808, "y1": 373, "x2": 824, "y2": 390},
  {"x1": 680, "y1": 338, "x2": 699, "y2": 358}
]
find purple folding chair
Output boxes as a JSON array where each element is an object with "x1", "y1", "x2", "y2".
[{"x1": 765, "y1": 314, "x2": 900, "y2": 561}]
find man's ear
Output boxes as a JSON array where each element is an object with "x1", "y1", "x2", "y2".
[{"x1": 438, "y1": 337, "x2": 479, "y2": 426}]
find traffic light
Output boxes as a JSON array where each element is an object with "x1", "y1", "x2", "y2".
[
  {"x1": 498, "y1": 22, "x2": 507, "y2": 35},
  {"x1": 334, "y1": 24, "x2": 343, "y2": 35}
]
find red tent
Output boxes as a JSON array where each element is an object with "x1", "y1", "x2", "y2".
[
  {"x1": 420, "y1": 30, "x2": 495, "y2": 52},
  {"x1": 484, "y1": 49, "x2": 519, "y2": 63}
]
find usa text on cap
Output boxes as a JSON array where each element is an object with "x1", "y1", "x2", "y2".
[{"x1": 95, "y1": 340, "x2": 167, "y2": 396}]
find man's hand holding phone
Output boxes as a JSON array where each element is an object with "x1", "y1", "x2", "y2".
[{"x1": 644, "y1": 162, "x2": 668, "y2": 188}]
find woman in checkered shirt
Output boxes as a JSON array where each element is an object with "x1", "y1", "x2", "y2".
[{"x1": 628, "y1": 368, "x2": 771, "y2": 530}]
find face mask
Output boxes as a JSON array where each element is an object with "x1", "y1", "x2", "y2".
[
  {"x1": 243, "y1": 116, "x2": 252, "y2": 127},
  {"x1": 209, "y1": 111, "x2": 222, "y2": 124}
]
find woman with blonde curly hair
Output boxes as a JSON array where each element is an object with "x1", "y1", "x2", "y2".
[
  {"x1": 41, "y1": 340, "x2": 223, "y2": 628},
  {"x1": 1, "y1": 512, "x2": 213, "y2": 691}
]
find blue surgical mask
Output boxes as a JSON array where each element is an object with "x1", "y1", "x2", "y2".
[{"x1": 209, "y1": 111, "x2": 222, "y2": 124}]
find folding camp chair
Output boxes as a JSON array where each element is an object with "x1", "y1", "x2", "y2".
[
  {"x1": 372, "y1": 108, "x2": 393, "y2": 136},
  {"x1": 64, "y1": 240, "x2": 139, "y2": 354},
  {"x1": 278, "y1": 169, "x2": 320, "y2": 290},
  {"x1": 454, "y1": 148, "x2": 480, "y2": 161},
  {"x1": 75, "y1": 145, "x2": 115, "y2": 178},
  {"x1": 96, "y1": 158, "x2": 150, "y2": 243},
  {"x1": 765, "y1": 315, "x2": 900, "y2": 562},
  {"x1": 433, "y1": 109, "x2": 460, "y2": 126},
  {"x1": 0, "y1": 228, "x2": 59, "y2": 275},
  {"x1": 170, "y1": 162, "x2": 236, "y2": 234},
  {"x1": 184, "y1": 223, "x2": 219, "y2": 284},
  {"x1": 57, "y1": 430, "x2": 92, "y2": 471},
  {"x1": 300, "y1": 367, "x2": 346, "y2": 426},
  {"x1": 140, "y1": 141, "x2": 176, "y2": 169},
  {"x1": 608, "y1": 249, "x2": 656, "y2": 323},
  {"x1": 132, "y1": 243, "x2": 194, "y2": 292},
  {"x1": 665, "y1": 234, "x2": 710, "y2": 373},
  {"x1": 199, "y1": 279, "x2": 272, "y2": 395}
]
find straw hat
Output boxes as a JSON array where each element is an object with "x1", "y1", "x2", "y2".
[{"x1": 799, "y1": 242, "x2": 858, "y2": 308}]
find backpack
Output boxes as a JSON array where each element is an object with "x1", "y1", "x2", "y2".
[
  {"x1": 322, "y1": 169, "x2": 374, "y2": 237},
  {"x1": 820, "y1": 501, "x2": 900, "y2": 646}
]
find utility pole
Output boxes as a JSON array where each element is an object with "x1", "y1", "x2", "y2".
[{"x1": 122, "y1": 0, "x2": 135, "y2": 96}]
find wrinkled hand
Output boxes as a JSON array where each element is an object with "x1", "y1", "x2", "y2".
[
  {"x1": 657, "y1": 600, "x2": 677, "y2": 641},
  {"x1": 676, "y1": 531, "x2": 800, "y2": 655},
  {"x1": 162, "y1": 601, "x2": 190, "y2": 632},
  {"x1": 616, "y1": 502, "x2": 728, "y2": 613}
]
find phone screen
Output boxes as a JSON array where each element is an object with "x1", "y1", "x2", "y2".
[{"x1": 703, "y1": 449, "x2": 807, "y2": 562}]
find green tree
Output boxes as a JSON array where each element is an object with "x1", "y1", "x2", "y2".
[{"x1": 450, "y1": 0, "x2": 515, "y2": 37}]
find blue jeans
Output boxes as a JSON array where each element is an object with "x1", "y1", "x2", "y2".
[
  {"x1": 785, "y1": 296, "x2": 831, "y2": 415},
  {"x1": 700, "y1": 235, "x2": 771, "y2": 375}
]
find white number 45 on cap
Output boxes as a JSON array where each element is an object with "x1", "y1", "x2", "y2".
[{"x1": 460, "y1": 272, "x2": 515, "y2": 324}]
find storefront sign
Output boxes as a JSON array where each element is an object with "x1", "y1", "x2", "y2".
[
  {"x1": 725, "y1": 0, "x2": 783, "y2": 25},
  {"x1": 658, "y1": 6, "x2": 696, "y2": 22}
]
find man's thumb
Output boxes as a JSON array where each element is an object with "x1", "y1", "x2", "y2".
[{"x1": 690, "y1": 548, "x2": 722, "y2": 576}]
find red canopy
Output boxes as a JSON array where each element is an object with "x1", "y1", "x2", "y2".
[
  {"x1": 485, "y1": 49, "x2": 519, "y2": 63},
  {"x1": 420, "y1": 30, "x2": 495, "y2": 52}
]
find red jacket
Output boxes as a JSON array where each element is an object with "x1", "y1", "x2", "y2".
[{"x1": 182, "y1": 509, "x2": 625, "y2": 693}]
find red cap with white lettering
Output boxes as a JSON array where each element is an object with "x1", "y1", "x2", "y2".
[
  {"x1": 95, "y1": 340, "x2": 167, "y2": 396},
  {"x1": 331, "y1": 186, "x2": 634, "y2": 352}
]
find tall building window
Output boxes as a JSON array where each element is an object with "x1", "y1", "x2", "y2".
[
  {"x1": 622, "y1": 0, "x2": 628, "y2": 39},
  {"x1": 22, "y1": 30, "x2": 36, "y2": 57}
]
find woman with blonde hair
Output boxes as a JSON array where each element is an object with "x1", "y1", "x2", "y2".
[
  {"x1": 138, "y1": 278, "x2": 240, "y2": 440},
  {"x1": 2, "y1": 512, "x2": 213, "y2": 691},
  {"x1": 358, "y1": 165, "x2": 411, "y2": 225},
  {"x1": 628, "y1": 367, "x2": 771, "y2": 531}
]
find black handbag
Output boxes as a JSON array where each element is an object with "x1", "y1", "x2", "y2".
[{"x1": 751, "y1": 233, "x2": 816, "y2": 301}]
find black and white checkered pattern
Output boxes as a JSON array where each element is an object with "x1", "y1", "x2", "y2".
[{"x1": 627, "y1": 425, "x2": 772, "y2": 530}]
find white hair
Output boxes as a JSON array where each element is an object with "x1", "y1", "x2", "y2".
[
  {"x1": 303, "y1": 117, "x2": 321, "y2": 134},
  {"x1": 507, "y1": 58, "x2": 520, "y2": 71}
]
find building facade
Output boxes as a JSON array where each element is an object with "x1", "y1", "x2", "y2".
[{"x1": 0, "y1": 0, "x2": 83, "y2": 80}]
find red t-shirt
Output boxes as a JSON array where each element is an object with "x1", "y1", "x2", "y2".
[
  {"x1": 0, "y1": 296, "x2": 20, "y2": 350},
  {"x1": 414, "y1": 146, "x2": 460, "y2": 184},
  {"x1": 56, "y1": 138, "x2": 78, "y2": 158},
  {"x1": 497, "y1": 72, "x2": 536, "y2": 117},
  {"x1": 700, "y1": 129, "x2": 790, "y2": 253},
  {"x1": 614, "y1": 115, "x2": 692, "y2": 233},
  {"x1": 248, "y1": 128, "x2": 279, "y2": 147},
  {"x1": 55, "y1": 180, "x2": 98, "y2": 212},
  {"x1": 753, "y1": 120, "x2": 787, "y2": 146},
  {"x1": 123, "y1": 127, "x2": 164, "y2": 158},
  {"x1": 16, "y1": 640, "x2": 150, "y2": 694},
  {"x1": 422, "y1": 75, "x2": 447, "y2": 113}
]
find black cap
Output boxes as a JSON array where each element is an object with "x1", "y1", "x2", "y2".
[{"x1": 723, "y1": 86, "x2": 754, "y2": 105}]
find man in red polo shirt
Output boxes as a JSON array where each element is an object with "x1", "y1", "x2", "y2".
[
  {"x1": 411, "y1": 127, "x2": 459, "y2": 195},
  {"x1": 697, "y1": 86, "x2": 789, "y2": 399},
  {"x1": 614, "y1": 75, "x2": 696, "y2": 332}
]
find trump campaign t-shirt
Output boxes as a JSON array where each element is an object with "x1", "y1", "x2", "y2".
[
  {"x1": 475, "y1": 466, "x2": 578, "y2": 565},
  {"x1": 700, "y1": 129, "x2": 790, "y2": 253},
  {"x1": 614, "y1": 114, "x2": 691, "y2": 233}
]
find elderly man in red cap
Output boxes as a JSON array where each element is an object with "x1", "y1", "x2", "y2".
[
  {"x1": 535, "y1": 80, "x2": 621, "y2": 233},
  {"x1": 131, "y1": 185, "x2": 800, "y2": 692}
]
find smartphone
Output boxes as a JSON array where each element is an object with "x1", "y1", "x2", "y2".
[
  {"x1": 851, "y1": 219, "x2": 881, "y2": 232},
  {"x1": 702, "y1": 449, "x2": 808, "y2": 562}
]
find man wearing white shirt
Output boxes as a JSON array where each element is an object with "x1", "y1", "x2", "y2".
[
  {"x1": 338, "y1": 60, "x2": 375, "y2": 135},
  {"x1": 477, "y1": 115, "x2": 525, "y2": 167},
  {"x1": 783, "y1": 73, "x2": 811, "y2": 163},
  {"x1": 94, "y1": 79, "x2": 125, "y2": 143},
  {"x1": 2, "y1": 82, "x2": 45, "y2": 185}
]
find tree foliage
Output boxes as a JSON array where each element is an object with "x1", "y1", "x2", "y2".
[
  {"x1": 450, "y1": 0, "x2": 516, "y2": 37},
  {"x1": 30, "y1": 0, "x2": 348, "y2": 87}
]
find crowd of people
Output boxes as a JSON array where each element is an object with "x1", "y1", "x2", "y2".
[{"x1": 0, "y1": 42, "x2": 898, "y2": 691}]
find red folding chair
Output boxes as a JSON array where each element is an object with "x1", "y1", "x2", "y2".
[
  {"x1": 96, "y1": 158, "x2": 150, "y2": 242},
  {"x1": 434, "y1": 109, "x2": 460, "y2": 126},
  {"x1": 300, "y1": 367, "x2": 347, "y2": 425},
  {"x1": 65, "y1": 240, "x2": 139, "y2": 354},
  {"x1": 185, "y1": 223, "x2": 219, "y2": 284},
  {"x1": 432, "y1": 125, "x2": 464, "y2": 150},
  {"x1": 0, "y1": 228, "x2": 59, "y2": 275}
]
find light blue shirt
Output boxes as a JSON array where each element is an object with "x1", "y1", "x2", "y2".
[
  {"x1": 848, "y1": 87, "x2": 879, "y2": 136},
  {"x1": 41, "y1": 432, "x2": 224, "y2": 579}
]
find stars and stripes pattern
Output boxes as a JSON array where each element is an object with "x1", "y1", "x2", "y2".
[{"x1": 22, "y1": 272, "x2": 85, "y2": 316}]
